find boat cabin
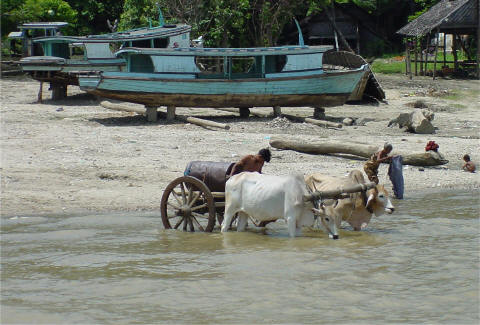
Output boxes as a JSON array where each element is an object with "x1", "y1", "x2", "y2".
[
  {"x1": 8, "y1": 22, "x2": 68, "y2": 57},
  {"x1": 116, "y1": 45, "x2": 333, "y2": 79}
]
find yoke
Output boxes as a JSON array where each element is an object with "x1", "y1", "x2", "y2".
[{"x1": 184, "y1": 161, "x2": 235, "y2": 192}]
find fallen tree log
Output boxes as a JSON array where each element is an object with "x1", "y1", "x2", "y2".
[
  {"x1": 282, "y1": 114, "x2": 343, "y2": 129},
  {"x1": 176, "y1": 115, "x2": 230, "y2": 130},
  {"x1": 100, "y1": 101, "x2": 145, "y2": 115},
  {"x1": 269, "y1": 138, "x2": 448, "y2": 166}
]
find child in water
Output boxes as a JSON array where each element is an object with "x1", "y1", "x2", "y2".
[
  {"x1": 462, "y1": 154, "x2": 476, "y2": 173},
  {"x1": 364, "y1": 143, "x2": 394, "y2": 184}
]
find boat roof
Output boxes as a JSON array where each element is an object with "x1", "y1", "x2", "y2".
[
  {"x1": 116, "y1": 45, "x2": 334, "y2": 57},
  {"x1": 33, "y1": 24, "x2": 191, "y2": 44},
  {"x1": 18, "y1": 22, "x2": 69, "y2": 29}
]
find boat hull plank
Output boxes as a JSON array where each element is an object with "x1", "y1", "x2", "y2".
[{"x1": 87, "y1": 89, "x2": 349, "y2": 108}]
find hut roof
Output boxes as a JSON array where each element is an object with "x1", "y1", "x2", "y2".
[{"x1": 397, "y1": 0, "x2": 477, "y2": 36}]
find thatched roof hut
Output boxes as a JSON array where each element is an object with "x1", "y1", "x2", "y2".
[
  {"x1": 397, "y1": 0, "x2": 478, "y2": 37},
  {"x1": 397, "y1": 0, "x2": 479, "y2": 79}
]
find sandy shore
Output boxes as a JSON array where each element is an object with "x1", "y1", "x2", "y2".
[{"x1": 1, "y1": 73, "x2": 479, "y2": 217}]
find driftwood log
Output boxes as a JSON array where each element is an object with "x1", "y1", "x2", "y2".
[
  {"x1": 269, "y1": 138, "x2": 449, "y2": 166},
  {"x1": 282, "y1": 114, "x2": 343, "y2": 129},
  {"x1": 100, "y1": 101, "x2": 145, "y2": 115}
]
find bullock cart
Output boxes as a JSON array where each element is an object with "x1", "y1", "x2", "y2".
[{"x1": 160, "y1": 161, "x2": 376, "y2": 232}]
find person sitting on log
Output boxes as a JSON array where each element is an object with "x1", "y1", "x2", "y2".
[
  {"x1": 462, "y1": 154, "x2": 476, "y2": 173},
  {"x1": 229, "y1": 148, "x2": 271, "y2": 176},
  {"x1": 363, "y1": 143, "x2": 393, "y2": 184}
]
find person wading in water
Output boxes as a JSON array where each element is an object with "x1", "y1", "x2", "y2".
[{"x1": 364, "y1": 143, "x2": 394, "y2": 184}]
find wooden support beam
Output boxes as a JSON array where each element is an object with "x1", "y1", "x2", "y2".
[
  {"x1": 313, "y1": 107, "x2": 325, "y2": 120},
  {"x1": 37, "y1": 82, "x2": 43, "y2": 103},
  {"x1": 282, "y1": 114, "x2": 342, "y2": 129},
  {"x1": 273, "y1": 106, "x2": 282, "y2": 117},
  {"x1": 166, "y1": 106, "x2": 176, "y2": 121},
  {"x1": 146, "y1": 106, "x2": 158, "y2": 122}
]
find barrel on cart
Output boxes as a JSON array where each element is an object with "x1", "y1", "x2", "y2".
[{"x1": 160, "y1": 161, "x2": 234, "y2": 232}]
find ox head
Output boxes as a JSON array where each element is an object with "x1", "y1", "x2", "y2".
[
  {"x1": 365, "y1": 185, "x2": 395, "y2": 217},
  {"x1": 312, "y1": 204, "x2": 339, "y2": 240}
]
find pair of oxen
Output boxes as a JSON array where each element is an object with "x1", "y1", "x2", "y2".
[{"x1": 220, "y1": 170, "x2": 395, "y2": 239}]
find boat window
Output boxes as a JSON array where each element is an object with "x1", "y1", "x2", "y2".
[
  {"x1": 129, "y1": 54, "x2": 154, "y2": 72},
  {"x1": 50, "y1": 43, "x2": 69, "y2": 58},
  {"x1": 230, "y1": 56, "x2": 260, "y2": 78},
  {"x1": 129, "y1": 38, "x2": 168, "y2": 48},
  {"x1": 265, "y1": 55, "x2": 286, "y2": 73},
  {"x1": 195, "y1": 57, "x2": 225, "y2": 78},
  {"x1": 69, "y1": 44, "x2": 85, "y2": 59}
]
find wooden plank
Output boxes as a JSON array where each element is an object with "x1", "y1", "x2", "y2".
[{"x1": 303, "y1": 181, "x2": 377, "y2": 202}]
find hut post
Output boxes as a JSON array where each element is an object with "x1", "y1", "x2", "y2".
[
  {"x1": 453, "y1": 33, "x2": 459, "y2": 70},
  {"x1": 443, "y1": 33, "x2": 447, "y2": 68},
  {"x1": 477, "y1": 0, "x2": 480, "y2": 79},
  {"x1": 420, "y1": 37, "x2": 424, "y2": 75},
  {"x1": 414, "y1": 37, "x2": 418, "y2": 76},
  {"x1": 424, "y1": 33, "x2": 431, "y2": 75},
  {"x1": 406, "y1": 40, "x2": 412, "y2": 79},
  {"x1": 433, "y1": 28, "x2": 440, "y2": 80}
]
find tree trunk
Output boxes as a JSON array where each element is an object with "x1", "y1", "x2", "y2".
[
  {"x1": 269, "y1": 138, "x2": 448, "y2": 166},
  {"x1": 322, "y1": 4, "x2": 354, "y2": 53}
]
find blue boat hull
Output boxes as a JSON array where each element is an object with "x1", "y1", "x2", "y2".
[{"x1": 80, "y1": 66, "x2": 368, "y2": 108}]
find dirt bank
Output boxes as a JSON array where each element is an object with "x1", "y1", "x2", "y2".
[{"x1": 1, "y1": 73, "x2": 479, "y2": 217}]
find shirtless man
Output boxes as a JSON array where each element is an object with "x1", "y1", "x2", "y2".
[
  {"x1": 462, "y1": 154, "x2": 476, "y2": 173},
  {"x1": 364, "y1": 143, "x2": 394, "y2": 184},
  {"x1": 230, "y1": 148, "x2": 271, "y2": 176}
]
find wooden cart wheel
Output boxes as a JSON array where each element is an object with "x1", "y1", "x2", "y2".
[{"x1": 161, "y1": 176, "x2": 216, "y2": 232}]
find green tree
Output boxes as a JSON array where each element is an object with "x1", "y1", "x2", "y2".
[{"x1": 67, "y1": 0, "x2": 124, "y2": 35}]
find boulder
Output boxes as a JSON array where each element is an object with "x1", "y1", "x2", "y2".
[{"x1": 388, "y1": 109, "x2": 435, "y2": 134}]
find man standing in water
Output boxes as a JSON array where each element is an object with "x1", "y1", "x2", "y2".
[{"x1": 364, "y1": 143, "x2": 394, "y2": 184}]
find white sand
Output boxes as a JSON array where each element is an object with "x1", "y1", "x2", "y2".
[{"x1": 1, "y1": 74, "x2": 479, "y2": 216}]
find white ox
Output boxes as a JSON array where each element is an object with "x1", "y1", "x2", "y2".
[
  {"x1": 221, "y1": 172, "x2": 339, "y2": 239},
  {"x1": 305, "y1": 170, "x2": 395, "y2": 231}
]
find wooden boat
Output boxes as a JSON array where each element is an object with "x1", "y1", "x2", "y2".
[
  {"x1": 15, "y1": 21, "x2": 191, "y2": 99},
  {"x1": 79, "y1": 45, "x2": 369, "y2": 110}
]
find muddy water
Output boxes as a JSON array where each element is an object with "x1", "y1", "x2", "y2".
[{"x1": 1, "y1": 190, "x2": 479, "y2": 324}]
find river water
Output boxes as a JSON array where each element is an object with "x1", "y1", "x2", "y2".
[{"x1": 1, "y1": 190, "x2": 479, "y2": 324}]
